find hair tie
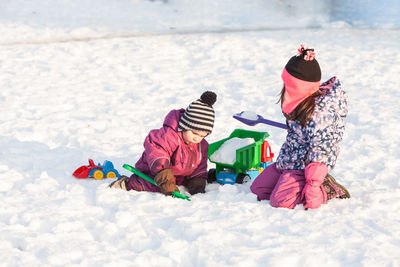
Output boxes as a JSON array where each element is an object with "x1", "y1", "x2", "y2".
[{"x1": 297, "y1": 44, "x2": 316, "y2": 61}]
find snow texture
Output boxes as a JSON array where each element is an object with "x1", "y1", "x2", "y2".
[
  {"x1": 239, "y1": 111, "x2": 259, "y2": 120},
  {"x1": 210, "y1": 137, "x2": 255, "y2": 165},
  {"x1": 1, "y1": 1, "x2": 400, "y2": 266}
]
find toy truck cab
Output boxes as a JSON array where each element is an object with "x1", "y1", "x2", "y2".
[{"x1": 89, "y1": 160, "x2": 121, "y2": 180}]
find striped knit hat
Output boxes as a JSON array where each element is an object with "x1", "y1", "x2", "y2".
[{"x1": 178, "y1": 91, "x2": 217, "y2": 134}]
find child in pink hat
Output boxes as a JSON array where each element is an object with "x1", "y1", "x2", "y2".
[{"x1": 250, "y1": 45, "x2": 350, "y2": 209}]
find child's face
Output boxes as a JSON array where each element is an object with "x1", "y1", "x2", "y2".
[{"x1": 182, "y1": 130, "x2": 208, "y2": 145}]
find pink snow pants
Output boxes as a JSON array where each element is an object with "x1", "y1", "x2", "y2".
[{"x1": 250, "y1": 163, "x2": 306, "y2": 209}]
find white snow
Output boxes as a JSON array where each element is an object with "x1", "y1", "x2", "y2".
[
  {"x1": 210, "y1": 137, "x2": 255, "y2": 165},
  {"x1": 238, "y1": 111, "x2": 259, "y2": 120},
  {"x1": 1, "y1": 1, "x2": 400, "y2": 266}
]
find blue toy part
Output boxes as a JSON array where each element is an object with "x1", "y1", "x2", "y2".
[
  {"x1": 89, "y1": 160, "x2": 121, "y2": 180},
  {"x1": 216, "y1": 171, "x2": 237, "y2": 185},
  {"x1": 259, "y1": 162, "x2": 274, "y2": 170},
  {"x1": 243, "y1": 163, "x2": 276, "y2": 182},
  {"x1": 245, "y1": 169, "x2": 261, "y2": 181}
]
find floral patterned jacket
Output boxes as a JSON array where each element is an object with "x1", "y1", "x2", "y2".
[{"x1": 276, "y1": 77, "x2": 348, "y2": 171}]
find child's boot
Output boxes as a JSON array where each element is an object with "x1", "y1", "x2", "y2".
[
  {"x1": 322, "y1": 174, "x2": 350, "y2": 200},
  {"x1": 109, "y1": 175, "x2": 129, "y2": 190}
]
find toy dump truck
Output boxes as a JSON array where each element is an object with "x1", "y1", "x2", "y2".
[{"x1": 208, "y1": 129, "x2": 274, "y2": 184}]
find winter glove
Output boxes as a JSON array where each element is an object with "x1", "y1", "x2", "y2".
[
  {"x1": 207, "y1": 168, "x2": 217, "y2": 184},
  {"x1": 184, "y1": 177, "x2": 206, "y2": 195},
  {"x1": 154, "y1": 169, "x2": 179, "y2": 195},
  {"x1": 301, "y1": 183, "x2": 324, "y2": 209},
  {"x1": 302, "y1": 162, "x2": 328, "y2": 209}
]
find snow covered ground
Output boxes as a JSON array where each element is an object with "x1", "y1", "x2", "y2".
[{"x1": 1, "y1": 1, "x2": 400, "y2": 266}]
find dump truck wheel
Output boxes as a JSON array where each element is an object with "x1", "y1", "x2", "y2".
[{"x1": 236, "y1": 173, "x2": 250, "y2": 184}]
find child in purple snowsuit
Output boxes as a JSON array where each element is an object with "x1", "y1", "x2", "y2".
[
  {"x1": 110, "y1": 91, "x2": 217, "y2": 196},
  {"x1": 250, "y1": 45, "x2": 350, "y2": 209}
]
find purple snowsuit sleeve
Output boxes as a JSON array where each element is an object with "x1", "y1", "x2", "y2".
[{"x1": 143, "y1": 127, "x2": 179, "y2": 175}]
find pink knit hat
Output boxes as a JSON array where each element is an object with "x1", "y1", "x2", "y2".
[{"x1": 281, "y1": 45, "x2": 321, "y2": 114}]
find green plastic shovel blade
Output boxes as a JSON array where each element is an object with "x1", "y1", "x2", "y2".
[{"x1": 123, "y1": 164, "x2": 191, "y2": 201}]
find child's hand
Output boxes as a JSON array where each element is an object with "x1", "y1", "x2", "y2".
[
  {"x1": 303, "y1": 162, "x2": 328, "y2": 209},
  {"x1": 301, "y1": 183, "x2": 323, "y2": 209},
  {"x1": 154, "y1": 169, "x2": 179, "y2": 195},
  {"x1": 160, "y1": 182, "x2": 179, "y2": 195}
]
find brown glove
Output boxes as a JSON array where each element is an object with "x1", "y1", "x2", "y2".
[
  {"x1": 154, "y1": 169, "x2": 179, "y2": 195},
  {"x1": 184, "y1": 177, "x2": 206, "y2": 195}
]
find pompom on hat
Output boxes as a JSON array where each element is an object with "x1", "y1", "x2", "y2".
[
  {"x1": 281, "y1": 44, "x2": 321, "y2": 114},
  {"x1": 178, "y1": 91, "x2": 217, "y2": 134}
]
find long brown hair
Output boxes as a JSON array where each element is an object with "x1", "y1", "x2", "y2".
[{"x1": 278, "y1": 85, "x2": 322, "y2": 127}]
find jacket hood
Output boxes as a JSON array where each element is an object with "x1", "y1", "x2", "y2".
[
  {"x1": 163, "y1": 109, "x2": 185, "y2": 131},
  {"x1": 318, "y1": 77, "x2": 348, "y2": 118}
]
